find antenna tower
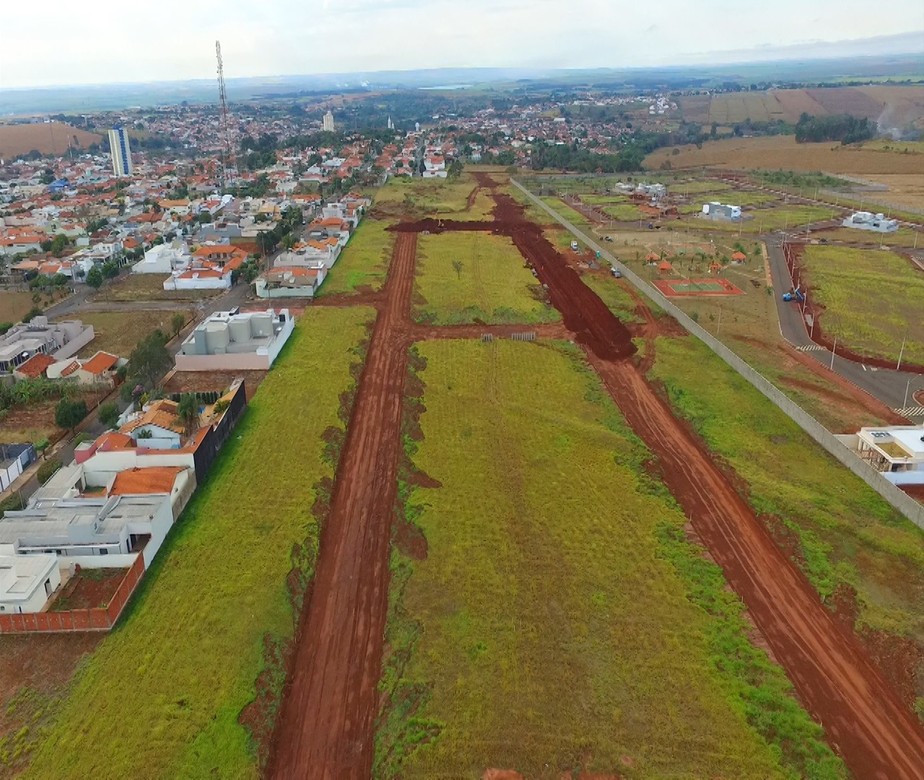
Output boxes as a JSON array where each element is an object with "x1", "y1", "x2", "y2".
[{"x1": 216, "y1": 40, "x2": 234, "y2": 190}]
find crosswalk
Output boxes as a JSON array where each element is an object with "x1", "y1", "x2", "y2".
[
  {"x1": 894, "y1": 406, "x2": 924, "y2": 418},
  {"x1": 796, "y1": 344, "x2": 827, "y2": 352}
]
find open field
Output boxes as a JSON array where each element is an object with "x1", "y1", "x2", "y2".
[
  {"x1": 414, "y1": 232, "x2": 559, "y2": 325},
  {"x1": 646, "y1": 136, "x2": 924, "y2": 175},
  {"x1": 375, "y1": 174, "x2": 495, "y2": 220},
  {"x1": 0, "y1": 122, "x2": 102, "y2": 158},
  {"x1": 92, "y1": 273, "x2": 225, "y2": 302},
  {"x1": 0, "y1": 399, "x2": 63, "y2": 447},
  {"x1": 0, "y1": 291, "x2": 40, "y2": 324},
  {"x1": 163, "y1": 370, "x2": 268, "y2": 401},
  {"x1": 377, "y1": 339, "x2": 840, "y2": 778},
  {"x1": 800, "y1": 245, "x2": 924, "y2": 365},
  {"x1": 538, "y1": 196, "x2": 593, "y2": 228},
  {"x1": 648, "y1": 335, "x2": 924, "y2": 693},
  {"x1": 317, "y1": 217, "x2": 394, "y2": 296},
  {"x1": 678, "y1": 205, "x2": 836, "y2": 233},
  {"x1": 75, "y1": 310, "x2": 191, "y2": 358},
  {"x1": 814, "y1": 227, "x2": 923, "y2": 248},
  {"x1": 848, "y1": 174, "x2": 924, "y2": 211},
  {"x1": 22, "y1": 307, "x2": 373, "y2": 779}
]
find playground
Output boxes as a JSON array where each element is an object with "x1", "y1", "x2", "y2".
[{"x1": 653, "y1": 277, "x2": 745, "y2": 297}]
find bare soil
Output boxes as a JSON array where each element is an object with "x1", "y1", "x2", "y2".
[
  {"x1": 49, "y1": 568, "x2": 126, "y2": 611},
  {"x1": 162, "y1": 370, "x2": 268, "y2": 401}
]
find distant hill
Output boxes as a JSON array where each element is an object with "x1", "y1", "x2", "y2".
[{"x1": 0, "y1": 122, "x2": 102, "y2": 159}]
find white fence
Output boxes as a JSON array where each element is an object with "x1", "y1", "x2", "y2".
[{"x1": 511, "y1": 178, "x2": 924, "y2": 531}]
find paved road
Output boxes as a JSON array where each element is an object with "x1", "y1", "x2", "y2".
[{"x1": 765, "y1": 235, "x2": 924, "y2": 414}]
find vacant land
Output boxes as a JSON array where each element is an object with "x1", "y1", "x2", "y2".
[
  {"x1": 649, "y1": 335, "x2": 924, "y2": 655},
  {"x1": 849, "y1": 173, "x2": 924, "y2": 212},
  {"x1": 0, "y1": 399, "x2": 63, "y2": 447},
  {"x1": 317, "y1": 217, "x2": 394, "y2": 296},
  {"x1": 415, "y1": 232, "x2": 559, "y2": 325},
  {"x1": 92, "y1": 273, "x2": 224, "y2": 302},
  {"x1": 815, "y1": 227, "x2": 923, "y2": 248},
  {"x1": 801, "y1": 245, "x2": 924, "y2": 365},
  {"x1": 0, "y1": 291, "x2": 39, "y2": 324},
  {"x1": 646, "y1": 136, "x2": 924, "y2": 175},
  {"x1": 24, "y1": 307, "x2": 373, "y2": 779},
  {"x1": 75, "y1": 310, "x2": 190, "y2": 358},
  {"x1": 539, "y1": 196, "x2": 593, "y2": 228},
  {"x1": 679, "y1": 205, "x2": 836, "y2": 233},
  {"x1": 0, "y1": 122, "x2": 101, "y2": 158},
  {"x1": 377, "y1": 339, "x2": 841, "y2": 778},
  {"x1": 163, "y1": 370, "x2": 268, "y2": 401},
  {"x1": 375, "y1": 175, "x2": 494, "y2": 220}
]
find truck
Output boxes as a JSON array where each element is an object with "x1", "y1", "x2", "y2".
[{"x1": 570, "y1": 240, "x2": 579, "y2": 252}]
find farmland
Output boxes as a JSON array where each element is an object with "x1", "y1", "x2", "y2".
[
  {"x1": 0, "y1": 122, "x2": 102, "y2": 158},
  {"x1": 22, "y1": 307, "x2": 373, "y2": 780},
  {"x1": 800, "y1": 245, "x2": 924, "y2": 365},
  {"x1": 377, "y1": 339, "x2": 841, "y2": 778},
  {"x1": 648, "y1": 334, "x2": 924, "y2": 666},
  {"x1": 645, "y1": 135, "x2": 924, "y2": 174},
  {"x1": 414, "y1": 232, "x2": 559, "y2": 325},
  {"x1": 75, "y1": 310, "x2": 191, "y2": 358},
  {"x1": 317, "y1": 217, "x2": 394, "y2": 296}
]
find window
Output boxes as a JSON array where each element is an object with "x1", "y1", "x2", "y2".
[{"x1": 100, "y1": 548, "x2": 108, "y2": 556}]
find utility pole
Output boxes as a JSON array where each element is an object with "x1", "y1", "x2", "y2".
[
  {"x1": 903, "y1": 377, "x2": 912, "y2": 409},
  {"x1": 897, "y1": 338, "x2": 905, "y2": 371},
  {"x1": 830, "y1": 337, "x2": 837, "y2": 371}
]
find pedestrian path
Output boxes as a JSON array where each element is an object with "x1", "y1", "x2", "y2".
[
  {"x1": 894, "y1": 406, "x2": 924, "y2": 418},
  {"x1": 796, "y1": 344, "x2": 827, "y2": 352}
]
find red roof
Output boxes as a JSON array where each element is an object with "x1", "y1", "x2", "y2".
[
  {"x1": 110, "y1": 467, "x2": 184, "y2": 496},
  {"x1": 15, "y1": 353, "x2": 55, "y2": 378},
  {"x1": 81, "y1": 351, "x2": 119, "y2": 375}
]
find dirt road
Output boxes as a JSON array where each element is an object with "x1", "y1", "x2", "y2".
[
  {"x1": 268, "y1": 233, "x2": 417, "y2": 779},
  {"x1": 489, "y1": 183, "x2": 924, "y2": 778}
]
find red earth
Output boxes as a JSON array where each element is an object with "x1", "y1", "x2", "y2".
[
  {"x1": 652, "y1": 276, "x2": 745, "y2": 297},
  {"x1": 266, "y1": 172, "x2": 924, "y2": 779}
]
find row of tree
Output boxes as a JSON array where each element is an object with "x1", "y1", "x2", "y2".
[{"x1": 794, "y1": 113, "x2": 874, "y2": 145}]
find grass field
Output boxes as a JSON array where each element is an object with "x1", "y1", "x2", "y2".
[
  {"x1": 813, "y1": 227, "x2": 923, "y2": 248},
  {"x1": 646, "y1": 136, "x2": 924, "y2": 175},
  {"x1": 316, "y1": 217, "x2": 394, "y2": 296},
  {"x1": 582, "y1": 273, "x2": 645, "y2": 324},
  {"x1": 0, "y1": 122, "x2": 102, "y2": 158},
  {"x1": 648, "y1": 336, "x2": 924, "y2": 649},
  {"x1": 679, "y1": 205, "x2": 835, "y2": 233},
  {"x1": 539, "y1": 196, "x2": 593, "y2": 228},
  {"x1": 75, "y1": 310, "x2": 191, "y2": 358},
  {"x1": 376, "y1": 340, "x2": 842, "y2": 779},
  {"x1": 415, "y1": 232, "x2": 559, "y2": 325},
  {"x1": 375, "y1": 175, "x2": 494, "y2": 220},
  {"x1": 801, "y1": 246, "x2": 924, "y2": 365},
  {"x1": 23, "y1": 307, "x2": 374, "y2": 780},
  {"x1": 92, "y1": 274, "x2": 223, "y2": 302},
  {"x1": 0, "y1": 291, "x2": 39, "y2": 324}
]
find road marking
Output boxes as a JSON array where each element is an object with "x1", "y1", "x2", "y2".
[
  {"x1": 796, "y1": 344, "x2": 826, "y2": 352},
  {"x1": 894, "y1": 407, "x2": 924, "y2": 417},
  {"x1": 862, "y1": 365, "x2": 868, "y2": 371}
]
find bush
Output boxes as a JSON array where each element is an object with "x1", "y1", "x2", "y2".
[
  {"x1": 55, "y1": 397, "x2": 88, "y2": 430},
  {"x1": 98, "y1": 401, "x2": 120, "y2": 429},
  {"x1": 37, "y1": 458, "x2": 62, "y2": 485},
  {"x1": 0, "y1": 491, "x2": 25, "y2": 517}
]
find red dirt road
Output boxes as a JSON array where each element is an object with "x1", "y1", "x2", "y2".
[
  {"x1": 268, "y1": 233, "x2": 417, "y2": 779},
  {"x1": 492, "y1": 186, "x2": 924, "y2": 778}
]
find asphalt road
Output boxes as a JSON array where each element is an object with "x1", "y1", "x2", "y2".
[{"x1": 765, "y1": 234, "x2": 924, "y2": 415}]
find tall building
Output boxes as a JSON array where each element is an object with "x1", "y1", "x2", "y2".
[
  {"x1": 322, "y1": 110, "x2": 335, "y2": 133},
  {"x1": 108, "y1": 127, "x2": 133, "y2": 177},
  {"x1": 387, "y1": 115, "x2": 394, "y2": 130}
]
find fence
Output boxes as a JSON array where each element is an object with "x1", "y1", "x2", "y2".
[
  {"x1": 512, "y1": 178, "x2": 924, "y2": 531},
  {"x1": 0, "y1": 554, "x2": 145, "y2": 634}
]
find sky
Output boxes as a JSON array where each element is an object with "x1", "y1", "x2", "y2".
[{"x1": 1, "y1": 0, "x2": 922, "y2": 89}]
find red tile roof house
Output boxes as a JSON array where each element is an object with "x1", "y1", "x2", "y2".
[{"x1": 46, "y1": 351, "x2": 125, "y2": 387}]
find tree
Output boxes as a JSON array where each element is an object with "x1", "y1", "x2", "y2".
[
  {"x1": 86, "y1": 266, "x2": 104, "y2": 289},
  {"x1": 126, "y1": 331, "x2": 172, "y2": 390},
  {"x1": 98, "y1": 401, "x2": 119, "y2": 429},
  {"x1": 55, "y1": 398, "x2": 88, "y2": 432},
  {"x1": 176, "y1": 393, "x2": 199, "y2": 435},
  {"x1": 447, "y1": 159, "x2": 464, "y2": 180},
  {"x1": 451, "y1": 259, "x2": 464, "y2": 279},
  {"x1": 171, "y1": 312, "x2": 186, "y2": 338}
]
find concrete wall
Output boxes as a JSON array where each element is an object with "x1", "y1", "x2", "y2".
[
  {"x1": 512, "y1": 179, "x2": 924, "y2": 532},
  {"x1": 52, "y1": 326, "x2": 95, "y2": 362}
]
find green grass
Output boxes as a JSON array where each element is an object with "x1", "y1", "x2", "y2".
[
  {"x1": 415, "y1": 232, "x2": 559, "y2": 325},
  {"x1": 813, "y1": 227, "x2": 923, "y2": 248},
  {"x1": 648, "y1": 335, "x2": 924, "y2": 646},
  {"x1": 583, "y1": 273, "x2": 644, "y2": 324},
  {"x1": 317, "y1": 217, "x2": 394, "y2": 296},
  {"x1": 376, "y1": 339, "x2": 843, "y2": 779},
  {"x1": 24, "y1": 307, "x2": 374, "y2": 780},
  {"x1": 802, "y1": 245, "x2": 924, "y2": 364},
  {"x1": 376, "y1": 174, "x2": 494, "y2": 219},
  {"x1": 680, "y1": 205, "x2": 836, "y2": 233},
  {"x1": 539, "y1": 196, "x2": 593, "y2": 228}
]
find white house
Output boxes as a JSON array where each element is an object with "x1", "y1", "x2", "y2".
[
  {"x1": 255, "y1": 267, "x2": 326, "y2": 298},
  {"x1": 838, "y1": 424, "x2": 924, "y2": 486},
  {"x1": 0, "y1": 554, "x2": 60, "y2": 615},
  {"x1": 702, "y1": 202, "x2": 742, "y2": 221},
  {"x1": 175, "y1": 309, "x2": 295, "y2": 371},
  {"x1": 841, "y1": 211, "x2": 899, "y2": 233},
  {"x1": 133, "y1": 239, "x2": 191, "y2": 274}
]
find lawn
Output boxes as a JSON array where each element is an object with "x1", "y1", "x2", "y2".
[
  {"x1": 23, "y1": 307, "x2": 374, "y2": 780},
  {"x1": 415, "y1": 232, "x2": 560, "y2": 325},
  {"x1": 0, "y1": 291, "x2": 40, "y2": 325},
  {"x1": 316, "y1": 217, "x2": 394, "y2": 296},
  {"x1": 376, "y1": 339, "x2": 842, "y2": 779},
  {"x1": 92, "y1": 273, "x2": 224, "y2": 302},
  {"x1": 648, "y1": 335, "x2": 924, "y2": 650},
  {"x1": 801, "y1": 246, "x2": 924, "y2": 365},
  {"x1": 75, "y1": 310, "x2": 192, "y2": 358}
]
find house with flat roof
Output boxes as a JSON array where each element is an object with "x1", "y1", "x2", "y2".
[
  {"x1": 132, "y1": 239, "x2": 191, "y2": 274},
  {"x1": 702, "y1": 202, "x2": 742, "y2": 221},
  {"x1": 838, "y1": 424, "x2": 924, "y2": 486},
  {"x1": 0, "y1": 554, "x2": 60, "y2": 615},
  {"x1": 175, "y1": 309, "x2": 294, "y2": 371},
  {"x1": 841, "y1": 211, "x2": 899, "y2": 233},
  {"x1": 0, "y1": 318, "x2": 95, "y2": 376},
  {"x1": 255, "y1": 266, "x2": 326, "y2": 298}
]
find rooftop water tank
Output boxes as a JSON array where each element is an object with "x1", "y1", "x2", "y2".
[{"x1": 204, "y1": 321, "x2": 230, "y2": 353}]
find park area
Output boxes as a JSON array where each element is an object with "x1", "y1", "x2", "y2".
[
  {"x1": 799, "y1": 245, "x2": 924, "y2": 366},
  {"x1": 414, "y1": 232, "x2": 560, "y2": 325}
]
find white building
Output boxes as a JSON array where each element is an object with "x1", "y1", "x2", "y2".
[
  {"x1": 0, "y1": 554, "x2": 60, "y2": 615},
  {"x1": 702, "y1": 202, "x2": 742, "y2": 221},
  {"x1": 133, "y1": 240, "x2": 191, "y2": 274},
  {"x1": 108, "y1": 127, "x2": 133, "y2": 177},
  {"x1": 255, "y1": 267, "x2": 326, "y2": 299},
  {"x1": 323, "y1": 110, "x2": 335, "y2": 132},
  {"x1": 175, "y1": 308, "x2": 295, "y2": 371},
  {"x1": 839, "y1": 424, "x2": 924, "y2": 486},
  {"x1": 0, "y1": 318, "x2": 95, "y2": 376},
  {"x1": 841, "y1": 211, "x2": 899, "y2": 233}
]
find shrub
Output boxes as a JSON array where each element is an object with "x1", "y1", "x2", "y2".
[{"x1": 37, "y1": 458, "x2": 62, "y2": 485}]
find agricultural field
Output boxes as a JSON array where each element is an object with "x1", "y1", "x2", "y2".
[
  {"x1": 21, "y1": 307, "x2": 374, "y2": 779},
  {"x1": 0, "y1": 291, "x2": 40, "y2": 325},
  {"x1": 846, "y1": 173, "x2": 924, "y2": 212},
  {"x1": 414, "y1": 232, "x2": 559, "y2": 325},
  {"x1": 375, "y1": 174, "x2": 494, "y2": 220},
  {"x1": 645, "y1": 135, "x2": 924, "y2": 175},
  {"x1": 800, "y1": 246, "x2": 924, "y2": 365},
  {"x1": 75, "y1": 310, "x2": 191, "y2": 358},
  {"x1": 708, "y1": 92, "x2": 785, "y2": 124},
  {"x1": 648, "y1": 335, "x2": 924, "y2": 673},
  {"x1": 377, "y1": 339, "x2": 841, "y2": 778},
  {"x1": 92, "y1": 273, "x2": 224, "y2": 302},
  {"x1": 316, "y1": 217, "x2": 394, "y2": 296},
  {"x1": 0, "y1": 122, "x2": 102, "y2": 158}
]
